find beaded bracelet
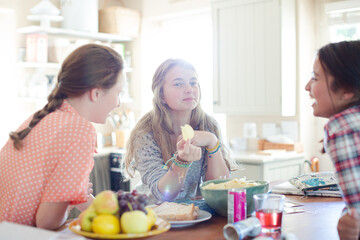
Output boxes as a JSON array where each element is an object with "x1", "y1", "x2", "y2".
[
  {"x1": 162, "y1": 154, "x2": 192, "y2": 169},
  {"x1": 173, "y1": 155, "x2": 192, "y2": 168},
  {"x1": 162, "y1": 156, "x2": 173, "y2": 170}
]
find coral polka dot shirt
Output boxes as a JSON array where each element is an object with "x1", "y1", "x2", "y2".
[{"x1": 0, "y1": 100, "x2": 96, "y2": 226}]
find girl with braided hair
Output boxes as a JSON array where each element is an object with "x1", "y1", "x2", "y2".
[{"x1": 0, "y1": 44, "x2": 124, "y2": 230}]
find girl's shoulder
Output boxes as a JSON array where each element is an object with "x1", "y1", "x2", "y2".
[
  {"x1": 326, "y1": 105, "x2": 360, "y2": 134},
  {"x1": 44, "y1": 107, "x2": 96, "y2": 140},
  {"x1": 137, "y1": 131, "x2": 157, "y2": 145}
]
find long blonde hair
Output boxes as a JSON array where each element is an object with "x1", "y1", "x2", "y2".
[
  {"x1": 10, "y1": 44, "x2": 124, "y2": 150},
  {"x1": 124, "y1": 58, "x2": 236, "y2": 177}
]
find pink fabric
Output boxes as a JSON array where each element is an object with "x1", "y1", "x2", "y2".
[{"x1": 0, "y1": 100, "x2": 96, "y2": 226}]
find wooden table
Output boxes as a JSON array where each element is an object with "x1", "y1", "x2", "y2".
[
  {"x1": 59, "y1": 194, "x2": 344, "y2": 240},
  {"x1": 280, "y1": 195, "x2": 344, "y2": 240},
  {"x1": 148, "y1": 195, "x2": 344, "y2": 240}
]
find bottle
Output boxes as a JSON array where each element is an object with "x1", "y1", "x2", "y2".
[{"x1": 223, "y1": 217, "x2": 262, "y2": 240}]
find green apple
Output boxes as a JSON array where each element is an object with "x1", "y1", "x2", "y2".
[
  {"x1": 79, "y1": 205, "x2": 97, "y2": 232},
  {"x1": 93, "y1": 190, "x2": 119, "y2": 215},
  {"x1": 121, "y1": 210, "x2": 148, "y2": 233}
]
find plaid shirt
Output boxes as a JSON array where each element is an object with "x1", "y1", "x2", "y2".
[{"x1": 324, "y1": 105, "x2": 360, "y2": 211}]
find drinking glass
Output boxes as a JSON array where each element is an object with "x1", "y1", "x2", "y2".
[{"x1": 253, "y1": 193, "x2": 285, "y2": 232}]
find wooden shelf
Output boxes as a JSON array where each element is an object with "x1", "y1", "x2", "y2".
[
  {"x1": 17, "y1": 26, "x2": 132, "y2": 43},
  {"x1": 18, "y1": 62, "x2": 133, "y2": 73},
  {"x1": 18, "y1": 62, "x2": 61, "y2": 69},
  {"x1": 18, "y1": 97, "x2": 134, "y2": 106}
]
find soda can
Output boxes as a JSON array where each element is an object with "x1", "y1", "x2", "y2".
[
  {"x1": 228, "y1": 188, "x2": 247, "y2": 223},
  {"x1": 223, "y1": 217, "x2": 262, "y2": 240}
]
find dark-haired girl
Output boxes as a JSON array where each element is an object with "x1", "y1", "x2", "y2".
[{"x1": 305, "y1": 40, "x2": 360, "y2": 240}]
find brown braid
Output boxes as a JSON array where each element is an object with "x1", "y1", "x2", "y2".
[{"x1": 9, "y1": 85, "x2": 65, "y2": 150}]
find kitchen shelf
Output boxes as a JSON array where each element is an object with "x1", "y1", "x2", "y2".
[
  {"x1": 17, "y1": 26, "x2": 132, "y2": 43},
  {"x1": 18, "y1": 61, "x2": 133, "y2": 73},
  {"x1": 17, "y1": 96, "x2": 133, "y2": 105},
  {"x1": 18, "y1": 61, "x2": 61, "y2": 69},
  {"x1": 16, "y1": 25, "x2": 136, "y2": 109}
]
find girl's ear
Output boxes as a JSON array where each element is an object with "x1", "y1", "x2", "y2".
[
  {"x1": 342, "y1": 91, "x2": 355, "y2": 101},
  {"x1": 89, "y1": 88, "x2": 100, "y2": 102}
]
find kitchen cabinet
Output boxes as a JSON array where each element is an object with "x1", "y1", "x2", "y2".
[
  {"x1": 16, "y1": 26, "x2": 134, "y2": 104},
  {"x1": 212, "y1": 0, "x2": 296, "y2": 116},
  {"x1": 231, "y1": 151, "x2": 305, "y2": 181}
]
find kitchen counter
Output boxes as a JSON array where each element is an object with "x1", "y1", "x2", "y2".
[
  {"x1": 232, "y1": 150, "x2": 305, "y2": 163},
  {"x1": 231, "y1": 151, "x2": 306, "y2": 181}
]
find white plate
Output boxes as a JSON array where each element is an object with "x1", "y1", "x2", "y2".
[{"x1": 169, "y1": 210, "x2": 212, "y2": 228}]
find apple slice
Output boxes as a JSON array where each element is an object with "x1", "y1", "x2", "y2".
[{"x1": 181, "y1": 124, "x2": 194, "y2": 141}]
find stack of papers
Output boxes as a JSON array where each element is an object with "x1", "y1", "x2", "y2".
[{"x1": 271, "y1": 181, "x2": 342, "y2": 197}]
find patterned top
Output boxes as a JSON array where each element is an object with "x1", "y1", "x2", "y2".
[
  {"x1": 324, "y1": 105, "x2": 360, "y2": 211},
  {"x1": 135, "y1": 132, "x2": 207, "y2": 204},
  {"x1": 0, "y1": 100, "x2": 96, "y2": 226}
]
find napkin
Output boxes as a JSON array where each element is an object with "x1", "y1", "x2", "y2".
[{"x1": 0, "y1": 221, "x2": 85, "y2": 240}]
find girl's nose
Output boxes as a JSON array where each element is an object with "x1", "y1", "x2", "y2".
[
  {"x1": 305, "y1": 80, "x2": 311, "y2": 91},
  {"x1": 185, "y1": 84, "x2": 192, "y2": 93}
]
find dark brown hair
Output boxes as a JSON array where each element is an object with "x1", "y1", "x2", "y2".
[
  {"x1": 10, "y1": 44, "x2": 124, "y2": 150},
  {"x1": 318, "y1": 40, "x2": 360, "y2": 109},
  {"x1": 317, "y1": 40, "x2": 360, "y2": 153}
]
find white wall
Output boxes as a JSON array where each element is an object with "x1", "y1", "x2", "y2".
[
  {"x1": 298, "y1": 0, "x2": 334, "y2": 172},
  {"x1": 123, "y1": 0, "x2": 212, "y2": 115}
]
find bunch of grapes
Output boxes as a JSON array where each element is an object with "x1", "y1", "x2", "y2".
[{"x1": 117, "y1": 190, "x2": 149, "y2": 217}]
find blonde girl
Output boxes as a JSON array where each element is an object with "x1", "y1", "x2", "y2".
[
  {"x1": 0, "y1": 44, "x2": 124, "y2": 230},
  {"x1": 125, "y1": 58, "x2": 236, "y2": 203}
]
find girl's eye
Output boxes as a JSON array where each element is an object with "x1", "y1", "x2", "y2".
[
  {"x1": 310, "y1": 72, "x2": 317, "y2": 81},
  {"x1": 190, "y1": 81, "x2": 198, "y2": 86},
  {"x1": 174, "y1": 83, "x2": 182, "y2": 87}
]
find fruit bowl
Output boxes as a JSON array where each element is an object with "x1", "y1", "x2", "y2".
[
  {"x1": 200, "y1": 179, "x2": 269, "y2": 217},
  {"x1": 69, "y1": 218, "x2": 170, "y2": 239}
]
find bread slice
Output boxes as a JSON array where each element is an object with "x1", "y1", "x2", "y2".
[{"x1": 152, "y1": 202, "x2": 199, "y2": 221}]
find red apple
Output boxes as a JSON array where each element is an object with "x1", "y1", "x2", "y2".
[{"x1": 93, "y1": 190, "x2": 119, "y2": 215}]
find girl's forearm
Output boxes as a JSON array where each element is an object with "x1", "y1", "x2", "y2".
[
  {"x1": 158, "y1": 164, "x2": 189, "y2": 200},
  {"x1": 205, "y1": 151, "x2": 229, "y2": 180},
  {"x1": 36, "y1": 202, "x2": 69, "y2": 230}
]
